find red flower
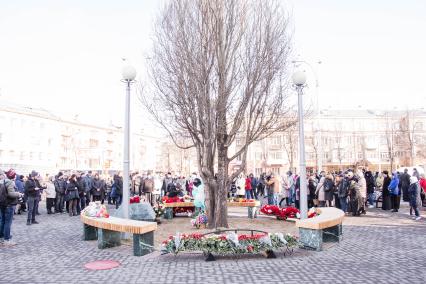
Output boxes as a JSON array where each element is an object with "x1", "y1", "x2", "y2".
[{"x1": 247, "y1": 245, "x2": 253, "y2": 252}]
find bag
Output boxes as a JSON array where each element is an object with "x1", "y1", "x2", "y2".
[{"x1": 0, "y1": 181, "x2": 8, "y2": 207}]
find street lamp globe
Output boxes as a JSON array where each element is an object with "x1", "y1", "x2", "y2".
[
  {"x1": 292, "y1": 70, "x2": 307, "y2": 86},
  {"x1": 122, "y1": 65, "x2": 137, "y2": 81}
]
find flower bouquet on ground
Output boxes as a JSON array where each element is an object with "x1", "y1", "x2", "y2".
[
  {"x1": 161, "y1": 232, "x2": 298, "y2": 256},
  {"x1": 130, "y1": 195, "x2": 140, "y2": 204},
  {"x1": 162, "y1": 196, "x2": 184, "y2": 203},
  {"x1": 191, "y1": 212, "x2": 208, "y2": 229},
  {"x1": 261, "y1": 205, "x2": 319, "y2": 220},
  {"x1": 153, "y1": 203, "x2": 165, "y2": 218},
  {"x1": 82, "y1": 201, "x2": 109, "y2": 218}
]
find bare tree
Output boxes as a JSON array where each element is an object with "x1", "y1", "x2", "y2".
[
  {"x1": 307, "y1": 122, "x2": 319, "y2": 172},
  {"x1": 141, "y1": 0, "x2": 295, "y2": 228},
  {"x1": 282, "y1": 124, "x2": 297, "y2": 173},
  {"x1": 384, "y1": 112, "x2": 397, "y2": 171},
  {"x1": 333, "y1": 123, "x2": 344, "y2": 170},
  {"x1": 398, "y1": 110, "x2": 419, "y2": 165}
]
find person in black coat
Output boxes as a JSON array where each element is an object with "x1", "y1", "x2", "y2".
[
  {"x1": 66, "y1": 174, "x2": 80, "y2": 217},
  {"x1": 113, "y1": 174, "x2": 123, "y2": 209},
  {"x1": 399, "y1": 169, "x2": 411, "y2": 202},
  {"x1": 381, "y1": 171, "x2": 392, "y2": 210},
  {"x1": 91, "y1": 174, "x2": 103, "y2": 202}
]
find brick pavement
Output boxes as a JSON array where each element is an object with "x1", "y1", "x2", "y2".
[{"x1": 1, "y1": 203, "x2": 425, "y2": 284}]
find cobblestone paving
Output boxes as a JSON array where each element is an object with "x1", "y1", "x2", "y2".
[{"x1": 1, "y1": 203, "x2": 425, "y2": 284}]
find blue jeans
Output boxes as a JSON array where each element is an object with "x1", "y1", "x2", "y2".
[
  {"x1": 367, "y1": 193, "x2": 375, "y2": 206},
  {"x1": 245, "y1": 190, "x2": 254, "y2": 200},
  {"x1": 268, "y1": 193, "x2": 278, "y2": 205},
  {"x1": 0, "y1": 206, "x2": 14, "y2": 240},
  {"x1": 340, "y1": 197, "x2": 348, "y2": 213},
  {"x1": 27, "y1": 196, "x2": 38, "y2": 222}
]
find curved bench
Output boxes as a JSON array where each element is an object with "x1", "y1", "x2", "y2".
[
  {"x1": 81, "y1": 214, "x2": 157, "y2": 256},
  {"x1": 295, "y1": 207, "x2": 345, "y2": 251}
]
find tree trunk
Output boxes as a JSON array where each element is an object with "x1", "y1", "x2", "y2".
[{"x1": 213, "y1": 145, "x2": 229, "y2": 229}]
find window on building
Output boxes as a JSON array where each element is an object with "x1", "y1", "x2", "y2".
[
  {"x1": 0, "y1": 150, "x2": 3, "y2": 158},
  {"x1": 29, "y1": 152, "x2": 34, "y2": 160},
  {"x1": 270, "y1": 167, "x2": 280, "y2": 175},
  {"x1": 269, "y1": 136, "x2": 281, "y2": 146},
  {"x1": 9, "y1": 150, "x2": 15, "y2": 158},
  {"x1": 255, "y1": 152, "x2": 262, "y2": 159},
  {"x1": 0, "y1": 133, "x2": 2, "y2": 142},
  {"x1": 255, "y1": 168, "x2": 262, "y2": 176},
  {"x1": 19, "y1": 151, "x2": 24, "y2": 160},
  {"x1": 380, "y1": 152, "x2": 389, "y2": 159},
  {"x1": 89, "y1": 139, "x2": 99, "y2": 148},
  {"x1": 414, "y1": 122, "x2": 423, "y2": 130},
  {"x1": 270, "y1": 151, "x2": 282, "y2": 160},
  {"x1": 357, "y1": 152, "x2": 363, "y2": 159}
]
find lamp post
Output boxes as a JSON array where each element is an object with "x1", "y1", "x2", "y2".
[
  {"x1": 121, "y1": 64, "x2": 137, "y2": 219},
  {"x1": 292, "y1": 60, "x2": 322, "y2": 172},
  {"x1": 292, "y1": 70, "x2": 308, "y2": 220}
]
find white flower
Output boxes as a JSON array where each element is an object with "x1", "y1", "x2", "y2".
[
  {"x1": 275, "y1": 233, "x2": 288, "y2": 245},
  {"x1": 226, "y1": 232, "x2": 239, "y2": 246}
]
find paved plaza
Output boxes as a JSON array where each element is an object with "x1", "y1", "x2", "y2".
[{"x1": 1, "y1": 204, "x2": 425, "y2": 284}]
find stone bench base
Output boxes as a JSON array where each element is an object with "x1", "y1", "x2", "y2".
[
  {"x1": 83, "y1": 224, "x2": 154, "y2": 256},
  {"x1": 299, "y1": 224, "x2": 342, "y2": 251}
]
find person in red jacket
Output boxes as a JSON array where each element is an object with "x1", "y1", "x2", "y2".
[
  {"x1": 245, "y1": 176, "x2": 254, "y2": 200},
  {"x1": 419, "y1": 174, "x2": 426, "y2": 207}
]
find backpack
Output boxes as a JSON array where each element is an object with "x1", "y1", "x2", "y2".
[{"x1": 0, "y1": 181, "x2": 8, "y2": 207}]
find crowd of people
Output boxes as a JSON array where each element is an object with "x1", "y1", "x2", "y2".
[
  {"x1": 231, "y1": 168, "x2": 425, "y2": 220},
  {"x1": 0, "y1": 169, "x2": 206, "y2": 247},
  {"x1": 1, "y1": 166, "x2": 424, "y2": 247}
]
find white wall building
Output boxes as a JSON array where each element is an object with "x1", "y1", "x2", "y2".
[
  {"x1": 0, "y1": 101, "x2": 162, "y2": 175},
  {"x1": 230, "y1": 109, "x2": 426, "y2": 175}
]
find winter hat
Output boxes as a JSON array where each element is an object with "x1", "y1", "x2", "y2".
[
  {"x1": 57, "y1": 171, "x2": 63, "y2": 178},
  {"x1": 31, "y1": 170, "x2": 38, "y2": 177},
  {"x1": 6, "y1": 169, "x2": 16, "y2": 180}
]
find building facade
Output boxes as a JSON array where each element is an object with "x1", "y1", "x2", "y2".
[
  {"x1": 230, "y1": 109, "x2": 426, "y2": 175},
  {"x1": 0, "y1": 101, "x2": 162, "y2": 175}
]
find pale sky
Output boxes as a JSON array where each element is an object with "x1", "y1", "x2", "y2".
[{"x1": 0, "y1": 0, "x2": 425, "y2": 131}]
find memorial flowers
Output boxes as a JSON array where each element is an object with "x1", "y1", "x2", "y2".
[
  {"x1": 81, "y1": 202, "x2": 109, "y2": 218},
  {"x1": 161, "y1": 232, "x2": 298, "y2": 255},
  {"x1": 260, "y1": 205, "x2": 320, "y2": 220},
  {"x1": 191, "y1": 212, "x2": 208, "y2": 229}
]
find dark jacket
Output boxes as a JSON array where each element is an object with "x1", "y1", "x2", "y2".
[
  {"x1": 399, "y1": 173, "x2": 410, "y2": 189},
  {"x1": 365, "y1": 171, "x2": 376, "y2": 194},
  {"x1": 91, "y1": 178, "x2": 103, "y2": 196},
  {"x1": 24, "y1": 178, "x2": 38, "y2": 198},
  {"x1": 54, "y1": 178, "x2": 66, "y2": 195},
  {"x1": 114, "y1": 176, "x2": 123, "y2": 196},
  {"x1": 337, "y1": 178, "x2": 349, "y2": 198},
  {"x1": 66, "y1": 180, "x2": 80, "y2": 200}
]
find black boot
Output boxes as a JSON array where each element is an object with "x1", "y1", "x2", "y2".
[{"x1": 26, "y1": 220, "x2": 31, "y2": 225}]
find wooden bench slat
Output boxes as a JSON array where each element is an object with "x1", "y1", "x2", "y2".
[
  {"x1": 295, "y1": 207, "x2": 344, "y2": 230},
  {"x1": 81, "y1": 215, "x2": 157, "y2": 234}
]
